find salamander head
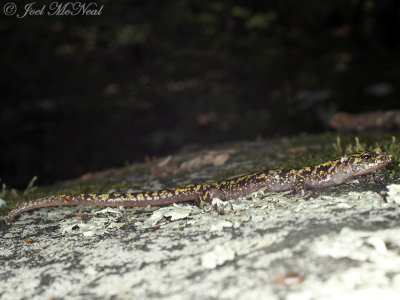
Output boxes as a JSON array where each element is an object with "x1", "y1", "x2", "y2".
[{"x1": 337, "y1": 148, "x2": 392, "y2": 178}]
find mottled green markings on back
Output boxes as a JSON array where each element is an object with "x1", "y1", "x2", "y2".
[{"x1": 4, "y1": 148, "x2": 393, "y2": 225}]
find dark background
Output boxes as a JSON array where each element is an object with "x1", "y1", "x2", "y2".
[{"x1": 1, "y1": 0, "x2": 399, "y2": 188}]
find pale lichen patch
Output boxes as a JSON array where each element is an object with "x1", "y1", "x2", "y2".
[
  {"x1": 142, "y1": 204, "x2": 199, "y2": 228},
  {"x1": 93, "y1": 207, "x2": 122, "y2": 215},
  {"x1": 202, "y1": 231, "x2": 288, "y2": 269},
  {"x1": 386, "y1": 184, "x2": 400, "y2": 204},
  {"x1": 201, "y1": 244, "x2": 235, "y2": 269},
  {"x1": 210, "y1": 220, "x2": 233, "y2": 231},
  {"x1": 211, "y1": 198, "x2": 233, "y2": 215},
  {"x1": 289, "y1": 227, "x2": 400, "y2": 299},
  {"x1": 58, "y1": 207, "x2": 123, "y2": 236}
]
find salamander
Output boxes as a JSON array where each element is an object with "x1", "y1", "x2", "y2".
[{"x1": 5, "y1": 149, "x2": 391, "y2": 225}]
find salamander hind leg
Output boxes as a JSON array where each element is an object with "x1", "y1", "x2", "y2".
[{"x1": 199, "y1": 186, "x2": 225, "y2": 204}]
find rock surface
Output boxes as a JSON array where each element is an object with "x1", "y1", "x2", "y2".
[{"x1": 1, "y1": 144, "x2": 400, "y2": 299}]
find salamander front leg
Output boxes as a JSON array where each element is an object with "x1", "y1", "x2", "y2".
[{"x1": 295, "y1": 180, "x2": 307, "y2": 195}]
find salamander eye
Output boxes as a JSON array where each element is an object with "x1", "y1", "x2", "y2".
[{"x1": 362, "y1": 154, "x2": 371, "y2": 160}]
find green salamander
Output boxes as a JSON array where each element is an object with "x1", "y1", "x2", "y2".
[{"x1": 5, "y1": 149, "x2": 391, "y2": 225}]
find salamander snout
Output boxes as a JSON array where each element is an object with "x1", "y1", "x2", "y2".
[
  {"x1": 343, "y1": 149, "x2": 391, "y2": 177},
  {"x1": 374, "y1": 151, "x2": 392, "y2": 166},
  {"x1": 384, "y1": 154, "x2": 392, "y2": 165}
]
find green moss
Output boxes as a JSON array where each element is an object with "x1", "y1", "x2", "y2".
[
  {"x1": 0, "y1": 178, "x2": 46, "y2": 217},
  {"x1": 214, "y1": 133, "x2": 400, "y2": 180},
  {"x1": 381, "y1": 136, "x2": 400, "y2": 175},
  {"x1": 212, "y1": 168, "x2": 254, "y2": 182},
  {"x1": 282, "y1": 131, "x2": 396, "y2": 151},
  {"x1": 122, "y1": 162, "x2": 150, "y2": 176}
]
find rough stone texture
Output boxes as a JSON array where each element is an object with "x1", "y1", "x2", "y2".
[{"x1": 1, "y1": 148, "x2": 400, "y2": 299}]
